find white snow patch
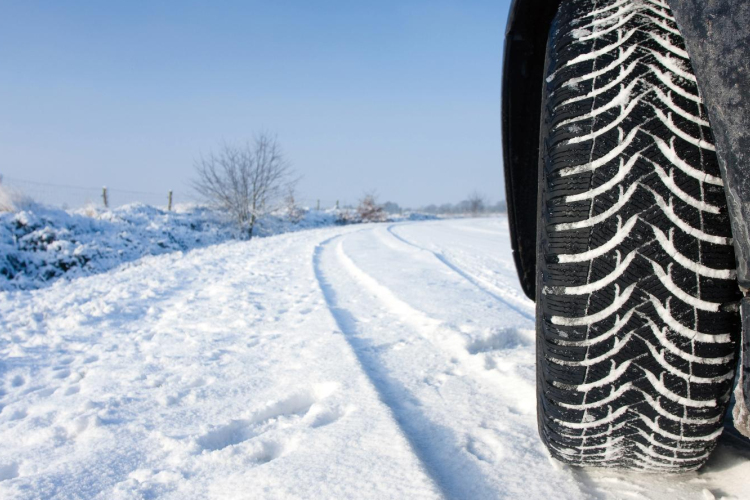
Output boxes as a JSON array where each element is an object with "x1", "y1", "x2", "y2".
[{"x1": 0, "y1": 218, "x2": 747, "y2": 499}]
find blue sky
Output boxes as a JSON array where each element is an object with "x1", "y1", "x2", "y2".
[{"x1": 0, "y1": 0, "x2": 512, "y2": 207}]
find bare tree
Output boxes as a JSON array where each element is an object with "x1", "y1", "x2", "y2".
[
  {"x1": 357, "y1": 192, "x2": 386, "y2": 222},
  {"x1": 467, "y1": 191, "x2": 487, "y2": 216},
  {"x1": 193, "y1": 134, "x2": 295, "y2": 238}
]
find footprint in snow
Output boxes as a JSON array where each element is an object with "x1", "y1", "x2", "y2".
[
  {"x1": 10, "y1": 375, "x2": 25, "y2": 388},
  {"x1": 465, "y1": 430, "x2": 505, "y2": 465},
  {"x1": 5, "y1": 407, "x2": 27, "y2": 421},
  {"x1": 194, "y1": 383, "x2": 342, "y2": 455},
  {"x1": 35, "y1": 387, "x2": 55, "y2": 398},
  {"x1": 483, "y1": 356, "x2": 499, "y2": 371},
  {"x1": 196, "y1": 418, "x2": 256, "y2": 451},
  {"x1": 0, "y1": 462, "x2": 19, "y2": 482},
  {"x1": 195, "y1": 391, "x2": 316, "y2": 452},
  {"x1": 307, "y1": 405, "x2": 351, "y2": 429},
  {"x1": 466, "y1": 437, "x2": 495, "y2": 464},
  {"x1": 186, "y1": 377, "x2": 208, "y2": 389},
  {"x1": 64, "y1": 385, "x2": 81, "y2": 396},
  {"x1": 248, "y1": 440, "x2": 288, "y2": 464}
]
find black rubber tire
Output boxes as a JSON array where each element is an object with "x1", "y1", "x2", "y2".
[{"x1": 536, "y1": 0, "x2": 741, "y2": 471}]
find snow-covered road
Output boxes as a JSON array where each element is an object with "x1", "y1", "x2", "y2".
[{"x1": 1, "y1": 218, "x2": 748, "y2": 499}]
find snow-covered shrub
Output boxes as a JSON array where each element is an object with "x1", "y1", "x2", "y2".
[
  {"x1": 0, "y1": 184, "x2": 35, "y2": 213},
  {"x1": 357, "y1": 193, "x2": 386, "y2": 223},
  {"x1": 284, "y1": 187, "x2": 306, "y2": 224},
  {"x1": 334, "y1": 208, "x2": 358, "y2": 225},
  {"x1": 0, "y1": 203, "x2": 367, "y2": 291},
  {"x1": 0, "y1": 203, "x2": 233, "y2": 291}
]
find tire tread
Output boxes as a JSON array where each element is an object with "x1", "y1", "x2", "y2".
[{"x1": 537, "y1": 0, "x2": 741, "y2": 471}]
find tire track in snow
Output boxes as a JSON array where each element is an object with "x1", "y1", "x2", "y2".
[
  {"x1": 314, "y1": 230, "x2": 588, "y2": 500},
  {"x1": 386, "y1": 224, "x2": 535, "y2": 322},
  {"x1": 313, "y1": 234, "x2": 507, "y2": 500}
]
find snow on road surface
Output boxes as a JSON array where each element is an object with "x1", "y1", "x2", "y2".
[{"x1": 1, "y1": 218, "x2": 749, "y2": 499}]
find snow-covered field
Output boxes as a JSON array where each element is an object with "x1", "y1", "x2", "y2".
[{"x1": 1, "y1": 218, "x2": 749, "y2": 499}]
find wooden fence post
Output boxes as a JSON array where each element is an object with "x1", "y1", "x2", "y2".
[
  {"x1": 102, "y1": 187, "x2": 109, "y2": 208},
  {"x1": 168, "y1": 190, "x2": 173, "y2": 211}
]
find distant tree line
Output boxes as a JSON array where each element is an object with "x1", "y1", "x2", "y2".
[{"x1": 381, "y1": 191, "x2": 507, "y2": 216}]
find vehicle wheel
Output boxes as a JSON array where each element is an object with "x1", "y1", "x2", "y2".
[{"x1": 536, "y1": 0, "x2": 741, "y2": 471}]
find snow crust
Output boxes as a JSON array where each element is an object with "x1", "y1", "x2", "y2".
[{"x1": 0, "y1": 218, "x2": 748, "y2": 499}]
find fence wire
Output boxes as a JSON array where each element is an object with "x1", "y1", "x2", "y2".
[
  {"x1": 1, "y1": 176, "x2": 192, "y2": 210},
  {"x1": 1, "y1": 175, "x2": 344, "y2": 212}
]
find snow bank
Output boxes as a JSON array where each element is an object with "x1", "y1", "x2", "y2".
[
  {"x1": 0, "y1": 203, "x2": 230, "y2": 291},
  {"x1": 0, "y1": 204, "x2": 358, "y2": 292},
  {"x1": 0, "y1": 202, "x2": 438, "y2": 292},
  {"x1": 389, "y1": 212, "x2": 441, "y2": 222}
]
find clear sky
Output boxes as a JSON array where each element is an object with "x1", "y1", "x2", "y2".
[{"x1": 0, "y1": 0, "x2": 512, "y2": 208}]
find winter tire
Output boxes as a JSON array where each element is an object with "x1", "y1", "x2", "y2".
[{"x1": 536, "y1": 0, "x2": 741, "y2": 471}]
